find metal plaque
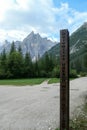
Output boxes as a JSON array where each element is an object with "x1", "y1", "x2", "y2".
[{"x1": 60, "y1": 29, "x2": 69, "y2": 130}]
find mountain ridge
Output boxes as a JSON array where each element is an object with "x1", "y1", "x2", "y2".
[
  {"x1": 0, "y1": 32, "x2": 57, "y2": 60},
  {"x1": 42, "y1": 22, "x2": 87, "y2": 73}
]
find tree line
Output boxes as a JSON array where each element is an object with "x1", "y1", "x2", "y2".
[
  {"x1": 0, "y1": 41, "x2": 85, "y2": 79},
  {"x1": 0, "y1": 42, "x2": 60, "y2": 79},
  {"x1": 70, "y1": 47, "x2": 87, "y2": 77}
]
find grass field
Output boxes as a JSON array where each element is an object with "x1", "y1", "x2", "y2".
[
  {"x1": 0, "y1": 78, "x2": 60, "y2": 86},
  {"x1": 0, "y1": 78, "x2": 76, "y2": 86},
  {"x1": 0, "y1": 78, "x2": 46, "y2": 86}
]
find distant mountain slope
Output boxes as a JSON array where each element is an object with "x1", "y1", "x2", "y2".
[
  {"x1": 70, "y1": 23, "x2": 87, "y2": 72},
  {"x1": 0, "y1": 31, "x2": 57, "y2": 60},
  {"x1": 70, "y1": 22, "x2": 87, "y2": 55},
  {"x1": 44, "y1": 22, "x2": 87, "y2": 56},
  {"x1": 43, "y1": 22, "x2": 87, "y2": 72},
  {"x1": 44, "y1": 43, "x2": 60, "y2": 57}
]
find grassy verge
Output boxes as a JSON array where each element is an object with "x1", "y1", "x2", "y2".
[
  {"x1": 55, "y1": 95, "x2": 87, "y2": 130},
  {"x1": 0, "y1": 78, "x2": 46, "y2": 86},
  {"x1": 48, "y1": 78, "x2": 76, "y2": 84},
  {"x1": 48, "y1": 78, "x2": 60, "y2": 84},
  {"x1": 70, "y1": 95, "x2": 87, "y2": 130},
  {"x1": 0, "y1": 77, "x2": 77, "y2": 86}
]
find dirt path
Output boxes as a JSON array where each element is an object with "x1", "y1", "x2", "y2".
[{"x1": 0, "y1": 77, "x2": 87, "y2": 130}]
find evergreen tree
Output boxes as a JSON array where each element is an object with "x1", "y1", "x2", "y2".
[
  {"x1": 44, "y1": 53, "x2": 50, "y2": 72},
  {"x1": 75, "y1": 58, "x2": 82, "y2": 73},
  {"x1": 37, "y1": 58, "x2": 46, "y2": 77},
  {"x1": 0, "y1": 49, "x2": 7, "y2": 78},
  {"x1": 18, "y1": 45, "x2": 24, "y2": 76},
  {"x1": 7, "y1": 51, "x2": 24, "y2": 78},
  {"x1": 10, "y1": 41, "x2": 16, "y2": 54},
  {"x1": 24, "y1": 52, "x2": 33, "y2": 78},
  {"x1": 44, "y1": 53, "x2": 54, "y2": 77},
  {"x1": 83, "y1": 54, "x2": 87, "y2": 68},
  {"x1": 18, "y1": 45, "x2": 22, "y2": 55},
  {"x1": 34, "y1": 59, "x2": 40, "y2": 77}
]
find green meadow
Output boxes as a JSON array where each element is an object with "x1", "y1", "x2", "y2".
[
  {"x1": 0, "y1": 78, "x2": 76, "y2": 86},
  {"x1": 0, "y1": 78, "x2": 46, "y2": 86}
]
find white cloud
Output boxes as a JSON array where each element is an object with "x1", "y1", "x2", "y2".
[
  {"x1": 0, "y1": 0, "x2": 87, "y2": 44},
  {"x1": 0, "y1": 0, "x2": 13, "y2": 21}
]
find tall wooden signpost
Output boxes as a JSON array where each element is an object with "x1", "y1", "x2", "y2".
[{"x1": 60, "y1": 29, "x2": 69, "y2": 130}]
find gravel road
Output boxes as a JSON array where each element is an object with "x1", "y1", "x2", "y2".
[{"x1": 0, "y1": 77, "x2": 87, "y2": 130}]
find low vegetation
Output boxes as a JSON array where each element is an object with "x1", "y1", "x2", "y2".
[
  {"x1": 55, "y1": 95, "x2": 87, "y2": 130},
  {"x1": 70, "y1": 95, "x2": 87, "y2": 130},
  {"x1": 48, "y1": 78, "x2": 76, "y2": 84},
  {"x1": 48, "y1": 78, "x2": 60, "y2": 84}
]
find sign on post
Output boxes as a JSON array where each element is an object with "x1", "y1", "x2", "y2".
[{"x1": 60, "y1": 29, "x2": 69, "y2": 130}]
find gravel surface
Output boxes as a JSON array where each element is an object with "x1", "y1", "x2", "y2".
[{"x1": 0, "y1": 77, "x2": 87, "y2": 130}]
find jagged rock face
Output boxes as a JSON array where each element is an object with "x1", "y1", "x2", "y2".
[
  {"x1": 0, "y1": 40, "x2": 11, "y2": 53},
  {"x1": 21, "y1": 31, "x2": 56, "y2": 60},
  {"x1": 0, "y1": 31, "x2": 57, "y2": 60}
]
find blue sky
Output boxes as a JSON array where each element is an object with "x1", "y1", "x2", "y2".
[
  {"x1": 0, "y1": 0, "x2": 87, "y2": 44},
  {"x1": 54, "y1": 0, "x2": 87, "y2": 12}
]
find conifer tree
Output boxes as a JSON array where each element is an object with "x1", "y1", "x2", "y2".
[
  {"x1": 24, "y1": 52, "x2": 33, "y2": 78},
  {"x1": 10, "y1": 41, "x2": 16, "y2": 54},
  {"x1": 0, "y1": 49, "x2": 7, "y2": 78}
]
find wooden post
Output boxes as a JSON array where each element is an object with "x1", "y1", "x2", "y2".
[{"x1": 60, "y1": 29, "x2": 69, "y2": 130}]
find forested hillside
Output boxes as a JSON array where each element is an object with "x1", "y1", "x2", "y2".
[
  {"x1": 70, "y1": 23, "x2": 87, "y2": 73},
  {"x1": 43, "y1": 23, "x2": 87, "y2": 75}
]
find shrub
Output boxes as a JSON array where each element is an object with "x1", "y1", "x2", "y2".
[
  {"x1": 80, "y1": 72, "x2": 87, "y2": 77},
  {"x1": 70, "y1": 69, "x2": 78, "y2": 78}
]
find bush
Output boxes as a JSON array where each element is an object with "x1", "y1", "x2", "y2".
[
  {"x1": 52, "y1": 66, "x2": 60, "y2": 78},
  {"x1": 80, "y1": 72, "x2": 87, "y2": 77},
  {"x1": 70, "y1": 69, "x2": 78, "y2": 78}
]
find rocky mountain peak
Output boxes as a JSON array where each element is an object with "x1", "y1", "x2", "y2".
[
  {"x1": 24, "y1": 31, "x2": 41, "y2": 42},
  {"x1": 0, "y1": 31, "x2": 57, "y2": 60},
  {"x1": 29, "y1": 31, "x2": 34, "y2": 36}
]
